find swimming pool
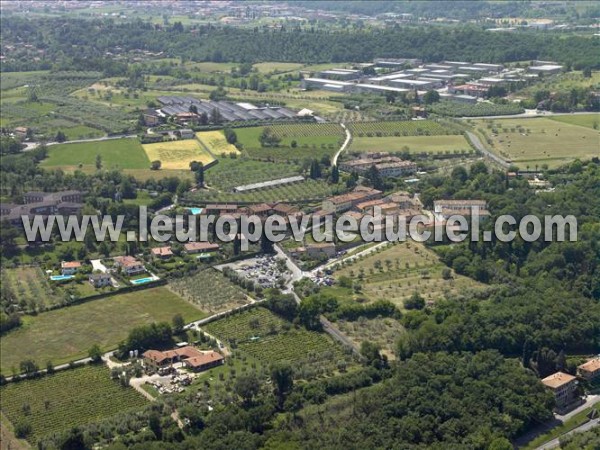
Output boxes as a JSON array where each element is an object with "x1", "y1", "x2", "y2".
[
  {"x1": 50, "y1": 275, "x2": 74, "y2": 281},
  {"x1": 188, "y1": 207, "x2": 203, "y2": 215},
  {"x1": 130, "y1": 277, "x2": 155, "y2": 285}
]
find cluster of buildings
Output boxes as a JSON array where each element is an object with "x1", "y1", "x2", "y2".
[
  {"x1": 142, "y1": 346, "x2": 224, "y2": 374},
  {"x1": 1, "y1": 190, "x2": 84, "y2": 226},
  {"x1": 302, "y1": 58, "x2": 564, "y2": 102},
  {"x1": 339, "y1": 153, "x2": 417, "y2": 178},
  {"x1": 144, "y1": 96, "x2": 300, "y2": 127},
  {"x1": 541, "y1": 357, "x2": 600, "y2": 411},
  {"x1": 433, "y1": 199, "x2": 490, "y2": 221}
]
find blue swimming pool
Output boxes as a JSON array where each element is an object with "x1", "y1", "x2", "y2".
[
  {"x1": 131, "y1": 277, "x2": 155, "y2": 285},
  {"x1": 50, "y1": 275, "x2": 74, "y2": 281},
  {"x1": 188, "y1": 207, "x2": 203, "y2": 215}
]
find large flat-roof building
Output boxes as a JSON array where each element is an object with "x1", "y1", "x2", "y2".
[
  {"x1": 528, "y1": 64, "x2": 563, "y2": 76},
  {"x1": 318, "y1": 68, "x2": 362, "y2": 80}
]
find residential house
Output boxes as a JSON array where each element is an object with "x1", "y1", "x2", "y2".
[
  {"x1": 183, "y1": 351, "x2": 225, "y2": 372},
  {"x1": 61, "y1": 261, "x2": 82, "y2": 276},
  {"x1": 577, "y1": 358, "x2": 600, "y2": 382},
  {"x1": 184, "y1": 242, "x2": 220, "y2": 254},
  {"x1": 89, "y1": 273, "x2": 112, "y2": 288},
  {"x1": 151, "y1": 246, "x2": 174, "y2": 259},
  {"x1": 204, "y1": 204, "x2": 239, "y2": 216},
  {"x1": 14, "y1": 126, "x2": 29, "y2": 138},
  {"x1": 114, "y1": 256, "x2": 145, "y2": 275},
  {"x1": 177, "y1": 129, "x2": 195, "y2": 139},
  {"x1": 143, "y1": 346, "x2": 224, "y2": 373},
  {"x1": 433, "y1": 200, "x2": 489, "y2": 221},
  {"x1": 541, "y1": 371, "x2": 579, "y2": 410},
  {"x1": 321, "y1": 187, "x2": 382, "y2": 214}
]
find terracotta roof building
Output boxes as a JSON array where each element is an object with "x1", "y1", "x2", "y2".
[{"x1": 577, "y1": 358, "x2": 600, "y2": 382}]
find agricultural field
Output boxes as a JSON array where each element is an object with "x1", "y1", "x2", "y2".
[
  {"x1": 349, "y1": 135, "x2": 471, "y2": 154},
  {"x1": 475, "y1": 117, "x2": 600, "y2": 168},
  {"x1": 236, "y1": 122, "x2": 345, "y2": 162},
  {"x1": 549, "y1": 113, "x2": 599, "y2": 130},
  {"x1": 430, "y1": 101, "x2": 524, "y2": 117},
  {"x1": 188, "y1": 177, "x2": 338, "y2": 204},
  {"x1": 252, "y1": 62, "x2": 304, "y2": 74},
  {"x1": 204, "y1": 158, "x2": 301, "y2": 191},
  {"x1": 1, "y1": 267, "x2": 64, "y2": 312},
  {"x1": 347, "y1": 120, "x2": 459, "y2": 137},
  {"x1": 142, "y1": 139, "x2": 215, "y2": 169},
  {"x1": 334, "y1": 241, "x2": 485, "y2": 309},
  {"x1": 41, "y1": 138, "x2": 150, "y2": 171},
  {"x1": 336, "y1": 316, "x2": 406, "y2": 360},
  {"x1": 169, "y1": 269, "x2": 251, "y2": 314},
  {"x1": 196, "y1": 130, "x2": 240, "y2": 156},
  {"x1": 0, "y1": 364, "x2": 147, "y2": 444},
  {"x1": 0, "y1": 287, "x2": 206, "y2": 373},
  {"x1": 204, "y1": 307, "x2": 355, "y2": 379}
]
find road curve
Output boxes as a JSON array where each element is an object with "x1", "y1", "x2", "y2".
[
  {"x1": 332, "y1": 123, "x2": 351, "y2": 167},
  {"x1": 465, "y1": 131, "x2": 510, "y2": 168}
]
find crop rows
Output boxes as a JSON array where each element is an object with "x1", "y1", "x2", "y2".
[
  {"x1": 267, "y1": 122, "x2": 344, "y2": 138},
  {"x1": 205, "y1": 307, "x2": 353, "y2": 378},
  {"x1": 169, "y1": 269, "x2": 250, "y2": 314},
  {"x1": 205, "y1": 158, "x2": 301, "y2": 191},
  {"x1": 1, "y1": 267, "x2": 64, "y2": 313},
  {"x1": 347, "y1": 120, "x2": 458, "y2": 137},
  {"x1": 429, "y1": 101, "x2": 524, "y2": 117},
  {"x1": 244, "y1": 144, "x2": 338, "y2": 163},
  {"x1": 0, "y1": 364, "x2": 147, "y2": 443}
]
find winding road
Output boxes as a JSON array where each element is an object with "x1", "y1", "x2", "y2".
[
  {"x1": 332, "y1": 123, "x2": 352, "y2": 167},
  {"x1": 465, "y1": 131, "x2": 510, "y2": 168}
]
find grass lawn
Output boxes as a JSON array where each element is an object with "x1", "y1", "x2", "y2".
[
  {"x1": 349, "y1": 135, "x2": 471, "y2": 154},
  {"x1": 41, "y1": 138, "x2": 149, "y2": 171},
  {"x1": 475, "y1": 117, "x2": 600, "y2": 168},
  {"x1": 0, "y1": 287, "x2": 206, "y2": 374},
  {"x1": 334, "y1": 241, "x2": 484, "y2": 308},
  {"x1": 142, "y1": 139, "x2": 215, "y2": 169},
  {"x1": 0, "y1": 364, "x2": 147, "y2": 444},
  {"x1": 548, "y1": 113, "x2": 600, "y2": 130},
  {"x1": 196, "y1": 130, "x2": 240, "y2": 156}
]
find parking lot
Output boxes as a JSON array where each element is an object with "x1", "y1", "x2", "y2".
[{"x1": 219, "y1": 255, "x2": 291, "y2": 289}]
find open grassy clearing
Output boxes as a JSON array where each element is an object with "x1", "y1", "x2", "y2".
[
  {"x1": 204, "y1": 307, "x2": 355, "y2": 379},
  {"x1": 253, "y1": 62, "x2": 304, "y2": 74},
  {"x1": 41, "y1": 138, "x2": 149, "y2": 170},
  {"x1": 0, "y1": 364, "x2": 147, "y2": 444},
  {"x1": 347, "y1": 120, "x2": 458, "y2": 136},
  {"x1": 196, "y1": 130, "x2": 240, "y2": 156},
  {"x1": 336, "y1": 317, "x2": 406, "y2": 360},
  {"x1": 548, "y1": 113, "x2": 599, "y2": 130},
  {"x1": 334, "y1": 242, "x2": 484, "y2": 309},
  {"x1": 475, "y1": 117, "x2": 600, "y2": 168},
  {"x1": 0, "y1": 287, "x2": 206, "y2": 374},
  {"x1": 349, "y1": 135, "x2": 471, "y2": 154},
  {"x1": 169, "y1": 269, "x2": 251, "y2": 315},
  {"x1": 142, "y1": 139, "x2": 215, "y2": 169}
]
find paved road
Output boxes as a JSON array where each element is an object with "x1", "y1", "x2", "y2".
[
  {"x1": 332, "y1": 122, "x2": 352, "y2": 167},
  {"x1": 557, "y1": 395, "x2": 600, "y2": 421},
  {"x1": 465, "y1": 131, "x2": 510, "y2": 168},
  {"x1": 23, "y1": 134, "x2": 137, "y2": 151},
  {"x1": 536, "y1": 418, "x2": 599, "y2": 450}
]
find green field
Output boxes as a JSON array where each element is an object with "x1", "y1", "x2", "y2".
[
  {"x1": 1, "y1": 267, "x2": 63, "y2": 312},
  {"x1": 196, "y1": 130, "x2": 240, "y2": 156},
  {"x1": 204, "y1": 307, "x2": 355, "y2": 379},
  {"x1": 476, "y1": 117, "x2": 600, "y2": 168},
  {"x1": 142, "y1": 138, "x2": 215, "y2": 169},
  {"x1": 41, "y1": 138, "x2": 150, "y2": 171},
  {"x1": 347, "y1": 120, "x2": 458, "y2": 137},
  {"x1": 549, "y1": 113, "x2": 600, "y2": 130},
  {"x1": 336, "y1": 317, "x2": 405, "y2": 360},
  {"x1": 0, "y1": 364, "x2": 147, "y2": 443},
  {"x1": 253, "y1": 62, "x2": 304, "y2": 74},
  {"x1": 334, "y1": 242, "x2": 484, "y2": 309},
  {"x1": 349, "y1": 135, "x2": 471, "y2": 154},
  {"x1": 205, "y1": 158, "x2": 301, "y2": 191},
  {"x1": 236, "y1": 123, "x2": 344, "y2": 162},
  {"x1": 0, "y1": 287, "x2": 206, "y2": 374}
]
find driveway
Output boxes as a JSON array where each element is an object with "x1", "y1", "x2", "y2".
[{"x1": 90, "y1": 259, "x2": 108, "y2": 273}]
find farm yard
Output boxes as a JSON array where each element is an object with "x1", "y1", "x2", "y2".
[
  {"x1": 142, "y1": 139, "x2": 215, "y2": 169},
  {"x1": 196, "y1": 130, "x2": 240, "y2": 156},
  {"x1": 204, "y1": 307, "x2": 356, "y2": 379},
  {"x1": 349, "y1": 135, "x2": 472, "y2": 154},
  {"x1": 475, "y1": 117, "x2": 600, "y2": 168},
  {"x1": 40, "y1": 138, "x2": 150, "y2": 171},
  {"x1": 0, "y1": 287, "x2": 206, "y2": 374},
  {"x1": 169, "y1": 269, "x2": 251, "y2": 315},
  {"x1": 1, "y1": 267, "x2": 64, "y2": 312},
  {"x1": 334, "y1": 242, "x2": 485, "y2": 309},
  {"x1": 0, "y1": 364, "x2": 147, "y2": 444}
]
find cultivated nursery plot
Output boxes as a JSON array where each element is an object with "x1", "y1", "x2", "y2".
[
  {"x1": 41, "y1": 138, "x2": 150, "y2": 171},
  {"x1": 347, "y1": 120, "x2": 458, "y2": 137},
  {"x1": 204, "y1": 307, "x2": 355, "y2": 379},
  {"x1": 475, "y1": 117, "x2": 600, "y2": 168},
  {"x1": 196, "y1": 130, "x2": 240, "y2": 156},
  {"x1": 204, "y1": 158, "x2": 301, "y2": 191},
  {"x1": 169, "y1": 269, "x2": 251, "y2": 314},
  {"x1": 334, "y1": 242, "x2": 484, "y2": 309},
  {"x1": 142, "y1": 139, "x2": 215, "y2": 169},
  {"x1": 1, "y1": 267, "x2": 64, "y2": 312},
  {"x1": 0, "y1": 364, "x2": 147, "y2": 444}
]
